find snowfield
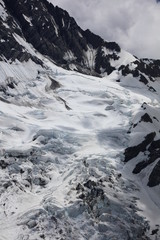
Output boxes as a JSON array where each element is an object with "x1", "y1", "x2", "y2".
[{"x1": 0, "y1": 55, "x2": 160, "y2": 240}]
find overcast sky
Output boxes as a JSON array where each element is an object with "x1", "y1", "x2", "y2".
[{"x1": 49, "y1": 0, "x2": 160, "y2": 59}]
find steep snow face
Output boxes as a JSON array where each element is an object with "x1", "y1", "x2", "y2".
[{"x1": 0, "y1": 52, "x2": 160, "y2": 239}]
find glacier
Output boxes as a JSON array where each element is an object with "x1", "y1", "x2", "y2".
[
  {"x1": 0, "y1": 0, "x2": 160, "y2": 239},
  {"x1": 0, "y1": 54, "x2": 159, "y2": 239}
]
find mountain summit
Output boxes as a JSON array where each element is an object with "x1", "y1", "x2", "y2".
[{"x1": 0, "y1": 0, "x2": 160, "y2": 239}]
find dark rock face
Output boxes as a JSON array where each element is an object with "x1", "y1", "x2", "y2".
[
  {"x1": 119, "y1": 59, "x2": 160, "y2": 79},
  {"x1": 125, "y1": 103, "x2": 160, "y2": 187},
  {"x1": 139, "y1": 75, "x2": 148, "y2": 85},
  {"x1": 148, "y1": 160, "x2": 160, "y2": 187},
  {"x1": 2, "y1": 0, "x2": 120, "y2": 75},
  {"x1": 132, "y1": 138, "x2": 160, "y2": 174},
  {"x1": 140, "y1": 113, "x2": 153, "y2": 123},
  {"x1": 0, "y1": 0, "x2": 41, "y2": 64},
  {"x1": 139, "y1": 139, "x2": 160, "y2": 186},
  {"x1": 95, "y1": 45, "x2": 117, "y2": 74},
  {"x1": 124, "y1": 98, "x2": 160, "y2": 187},
  {"x1": 124, "y1": 132, "x2": 156, "y2": 163},
  {"x1": 132, "y1": 113, "x2": 153, "y2": 128},
  {"x1": 119, "y1": 64, "x2": 140, "y2": 78},
  {"x1": 119, "y1": 59, "x2": 160, "y2": 92},
  {"x1": 137, "y1": 59, "x2": 160, "y2": 78},
  {"x1": 0, "y1": 8, "x2": 28, "y2": 61}
]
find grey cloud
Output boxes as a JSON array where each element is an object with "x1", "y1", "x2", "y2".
[{"x1": 49, "y1": 0, "x2": 160, "y2": 59}]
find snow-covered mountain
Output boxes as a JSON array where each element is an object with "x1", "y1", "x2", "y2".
[{"x1": 0, "y1": 0, "x2": 160, "y2": 239}]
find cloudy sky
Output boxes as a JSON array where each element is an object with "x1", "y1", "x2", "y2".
[{"x1": 49, "y1": 0, "x2": 160, "y2": 59}]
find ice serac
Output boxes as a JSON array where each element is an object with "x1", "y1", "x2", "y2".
[{"x1": 1, "y1": 0, "x2": 160, "y2": 239}]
